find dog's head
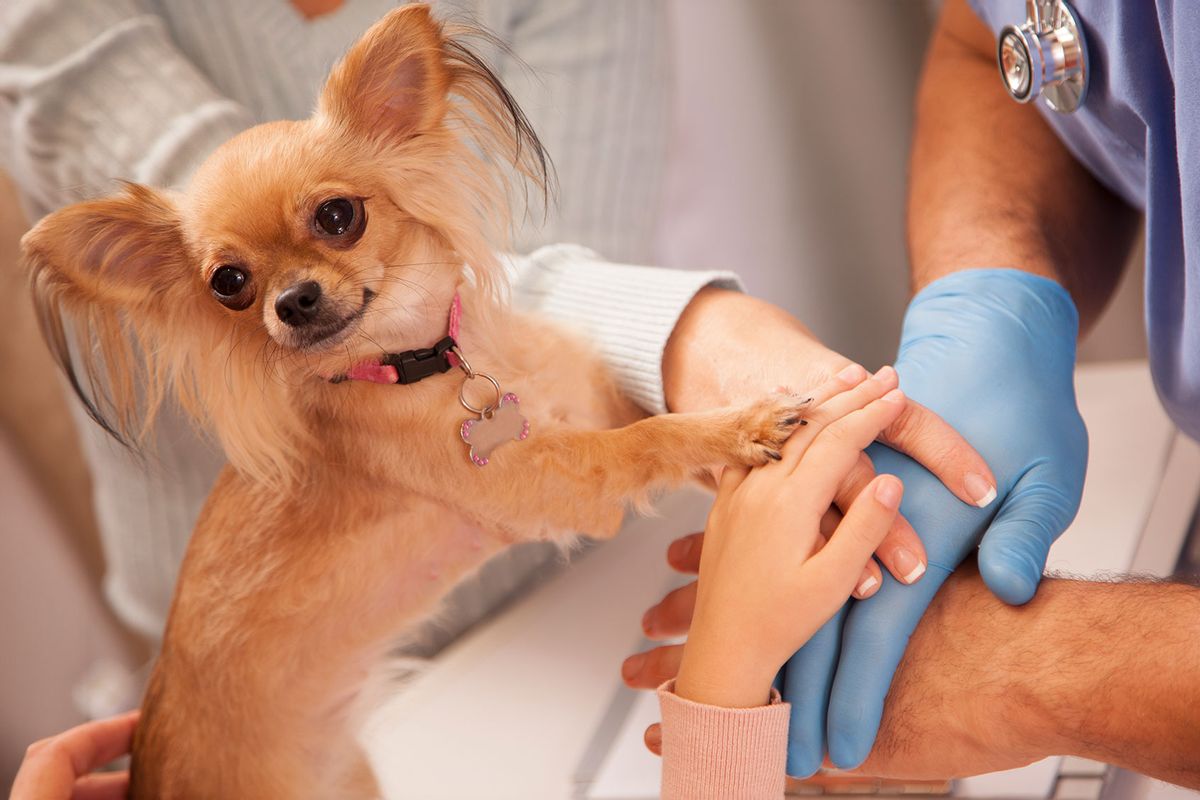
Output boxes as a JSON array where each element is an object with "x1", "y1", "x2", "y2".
[{"x1": 22, "y1": 5, "x2": 548, "y2": 482}]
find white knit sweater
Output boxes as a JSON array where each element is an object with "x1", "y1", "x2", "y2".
[{"x1": 0, "y1": 0, "x2": 739, "y2": 647}]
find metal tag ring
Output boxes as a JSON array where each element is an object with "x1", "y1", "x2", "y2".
[{"x1": 459, "y1": 372, "x2": 503, "y2": 416}]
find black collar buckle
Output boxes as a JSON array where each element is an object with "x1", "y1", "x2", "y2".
[{"x1": 380, "y1": 336, "x2": 458, "y2": 385}]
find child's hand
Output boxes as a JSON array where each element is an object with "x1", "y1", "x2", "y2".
[{"x1": 674, "y1": 368, "x2": 906, "y2": 710}]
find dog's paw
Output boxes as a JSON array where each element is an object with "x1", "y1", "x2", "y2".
[{"x1": 732, "y1": 393, "x2": 812, "y2": 465}]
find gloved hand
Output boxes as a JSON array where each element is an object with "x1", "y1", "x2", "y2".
[{"x1": 783, "y1": 268, "x2": 1088, "y2": 775}]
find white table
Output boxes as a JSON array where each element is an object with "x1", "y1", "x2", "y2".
[{"x1": 364, "y1": 361, "x2": 1200, "y2": 799}]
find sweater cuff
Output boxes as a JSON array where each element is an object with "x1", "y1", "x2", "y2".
[
  {"x1": 508, "y1": 244, "x2": 743, "y2": 414},
  {"x1": 657, "y1": 679, "x2": 789, "y2": 800}
]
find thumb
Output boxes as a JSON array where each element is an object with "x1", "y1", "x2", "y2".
[{"x1": 978, "y1": 464, "x2": 1082, "y2": 605}]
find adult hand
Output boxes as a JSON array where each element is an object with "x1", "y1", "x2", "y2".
[
  {"x1": 784, "y1": 268, "x2": 1087, "y2": 772},
  {"x1": 10, "y1": 711, "x2": 139, "y2": 800},
  {"x1": 664, "y1": 288, "x2": 997, "y2": 592}
]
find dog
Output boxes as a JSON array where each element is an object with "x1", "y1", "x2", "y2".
[{"x1": 22, "y1": 6, "x2": 809, "y2": 797}]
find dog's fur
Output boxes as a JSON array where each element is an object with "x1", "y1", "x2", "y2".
[{"x1": 22, "y1": 7, "x2": 806, "y2": 797}]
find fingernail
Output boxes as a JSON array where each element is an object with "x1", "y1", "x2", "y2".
[
  {"x1": 837, "y1": 363, "x2": 867, "y2": 382},
  {"x1": 965, "y1": 472, "x2": 998, "y2": 508},
  {"x1": 668, "y1": 537, "x2": 693, "y2": 564},
  {"x1": 622, "y1": 653, "x2": 646, "y2": 681},
  {"x1": 856, "y1": 573, "x2": 879, "y2": 596},
  {"x1": 892, "y1": 547, "x2": 926, "y2": 584},
  {"x1": 872, "y1": 365, "x2": 896, "y2": 382},
  {"x1": 882, "y1": 388, "x2": 905, "y2": 404},
  {"x1": 874, "y1": 476, "x2": 902, "y2": 509},
  {"x1": 641, "y1": 609, "x2": 655, "y2": 635}
]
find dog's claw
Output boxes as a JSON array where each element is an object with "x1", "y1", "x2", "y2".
[{"x1": 734, "y1": 393, "x2": 813, "y2": 466}]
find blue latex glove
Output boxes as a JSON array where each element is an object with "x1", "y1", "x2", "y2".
[{"x1": 783, "y1": 268, "x2": 1088, "y2": 775}]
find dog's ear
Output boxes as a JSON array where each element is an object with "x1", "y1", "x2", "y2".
[
  {"x1": 22, "y1": 183, "x2": 189, "y2": 444},
  {"x1": 22, "y1": 182, "x2": 187, "y2": 315},
  {"x1": 317, "y1": 2, "x2": 551, "y2": 300},
  {"x1": 318, "y1": 4, "x2": 451, "y2": 140}
]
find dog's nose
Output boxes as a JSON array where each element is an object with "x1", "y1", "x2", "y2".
[{"x1": 275, "y1": 281, "x2": 323, "y2": 326}]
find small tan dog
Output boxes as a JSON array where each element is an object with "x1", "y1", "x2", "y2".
[{"x1": 23, "y1": 6, "x2": 808, "y2": 797}]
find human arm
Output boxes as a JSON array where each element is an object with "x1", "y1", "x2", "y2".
[
  {"x1": 908, "y1": 0, "x2": 1138, "y2": 313},
  {"x1": 10, "y1": 711, "x2": 139, "y2": 800},
  {"x1": 865, "y1": 566, "x2": 1200, "y2": 788},
  {"x1": 0, "y1": 0, "x2": 254, "y2": 216},
  {"x1": 630, "y1": 538, "x2": 1200, "y2": 789}
]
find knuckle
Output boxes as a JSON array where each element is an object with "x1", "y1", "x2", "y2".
[
  {"x1": 26, "y1": 737, "x2": 60, "y2": 761},
  {"x1": 801, "y1": 406, "x2": 833, "y2": 431},
  {"x1": 883, "y1": 406, "x2": 964, "y2": 468},
  {"x1": 818, "y1": 420, "x2": 853, "y2": 445},
  {"x1": 821, "y1": 413, "x2": 882, "y2": 452},
  {"x1": 882, "y1": 405, "x2": 926, "y2": 446}
]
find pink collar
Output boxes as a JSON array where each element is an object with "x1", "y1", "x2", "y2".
[{"x1": 332, "y1": 292, "x2": 463, "y2": 386}]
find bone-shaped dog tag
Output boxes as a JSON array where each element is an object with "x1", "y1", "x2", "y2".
[{"x1": 460, "y1": 392, "x2": 530, "y2": 466}]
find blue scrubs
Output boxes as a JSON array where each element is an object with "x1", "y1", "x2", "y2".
[{"x1": 969, "y1": 1, "x2": 1200, "y2": 438}]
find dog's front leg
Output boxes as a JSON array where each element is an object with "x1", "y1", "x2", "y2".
[{"x1": 456, "y1": 393, "x2": 811, "y2": 540}]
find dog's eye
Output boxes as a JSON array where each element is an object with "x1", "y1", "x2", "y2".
[
  {"x1": 210, "y1": 265, "x2": 254, "y2": 310},
  {"x1": 211, "y1": 265, "x2": 246, "y2": 296},
  {"x1": 314, "y1": 197, "x2": 364, "y2": 242}
]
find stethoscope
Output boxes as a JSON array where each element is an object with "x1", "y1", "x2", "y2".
[{"x1": 997, "y1": 0, "x2": 1089, "y2": 113}]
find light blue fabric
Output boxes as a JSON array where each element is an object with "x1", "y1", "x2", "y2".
[
  {"x1": 968, "y1": 0, "x2": 1200, "y2": 439},
  {"x1": 782, "y1": 269, "x2": 1087, "y2": 772}
]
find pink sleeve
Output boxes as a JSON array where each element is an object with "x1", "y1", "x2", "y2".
[{"x1": 657, "y1": 679, "x2": 790, "y2": 800}]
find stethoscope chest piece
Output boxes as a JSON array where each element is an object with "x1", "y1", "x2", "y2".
[{"x1": 997, "y1": 0, "x2": 1088, "y2": 113}]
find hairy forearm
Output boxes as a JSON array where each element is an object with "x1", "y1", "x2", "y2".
[
  {"x1": 908, "y1": 0, "x2": 1138, "y2": 331},
  {"x1": 1027, "y1": 577, "x2": 1200, "y2": 785},
  {"x1": 867, "y1": 565, "x2": 1200, "y2": 786}
]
